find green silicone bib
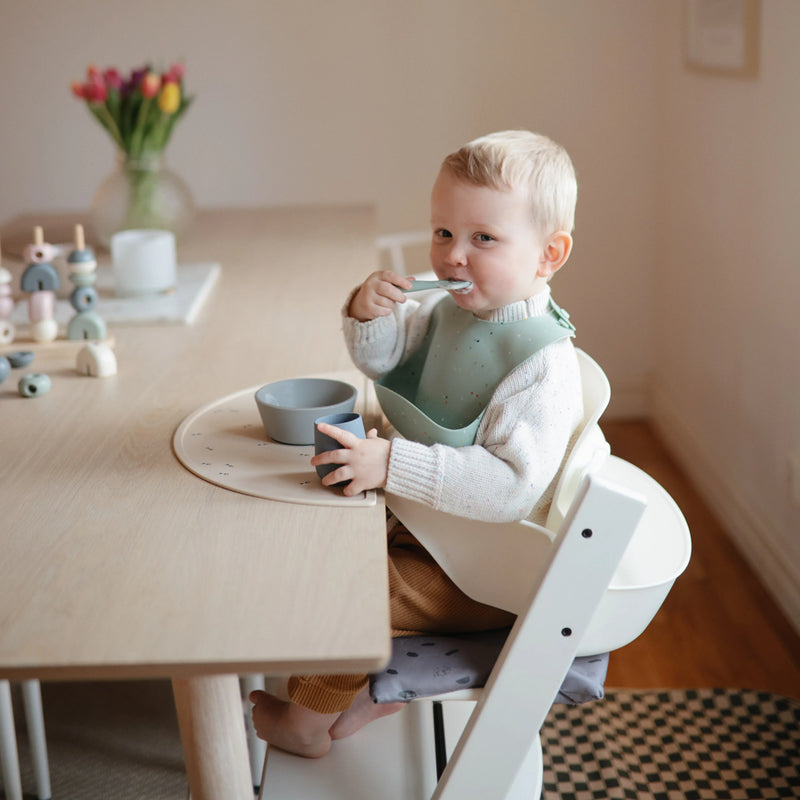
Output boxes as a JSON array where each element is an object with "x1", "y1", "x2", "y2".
[{"x1": 375, "y1": 294, "x2": 575, "y2": 447}]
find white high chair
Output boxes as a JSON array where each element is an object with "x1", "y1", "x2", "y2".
[
  {"x1": 0, "y1": 680, "x2": 51, "y2": 800},
  {"x1": 256, "y1": 351, "x2": 692, "y2": 799}
]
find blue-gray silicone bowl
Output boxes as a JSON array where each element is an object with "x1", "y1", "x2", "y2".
[{"x1": 254, "y1": 378, "x2": 357, "y2": 445}]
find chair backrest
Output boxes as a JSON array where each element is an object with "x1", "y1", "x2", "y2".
[{"x1": 544, "y1": 349, "x2": 611, "y2": 531}]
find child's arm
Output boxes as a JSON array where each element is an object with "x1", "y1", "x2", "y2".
[{"x1": 343, "y1": 276, "x2": 440, "y2": 381}]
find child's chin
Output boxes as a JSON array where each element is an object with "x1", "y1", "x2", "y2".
[{"x1": 451, "y1": 291, "x2": 479, "y2": 310}]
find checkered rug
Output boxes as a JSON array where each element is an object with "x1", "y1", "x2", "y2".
[
  {"x1": 7, "y1": 683, "x2": 799, "y2": 799},
  {"x1": 541, "y1": 688, "x2": 800, "y2": 800}
]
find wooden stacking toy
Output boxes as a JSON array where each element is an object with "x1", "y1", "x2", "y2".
[
  {"x1": 66, "y1": 224, "x2": 106, "y2": 341},
  {"x1": 0, "y1": 238, "x2": 15, "y2": 345},
  {"x1": 21, "y1": 227, "x2": 59, "y2": 344}
]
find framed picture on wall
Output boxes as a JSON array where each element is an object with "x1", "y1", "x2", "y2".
[{"x1": 684, "y1": 0, "x2": 760, "y2": 78}]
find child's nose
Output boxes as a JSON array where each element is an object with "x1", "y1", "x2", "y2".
[{"x1": 443, "y1": 241, "x2": 467, "y2": 266}]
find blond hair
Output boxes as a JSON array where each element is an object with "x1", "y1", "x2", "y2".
[{"x1": 441, "y1": 130, "x2": 577, "y2": 235}]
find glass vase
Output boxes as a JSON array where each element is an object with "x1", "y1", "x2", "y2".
[{"x1": 91, "y1": 151, "x2": 195, "y2": 248}]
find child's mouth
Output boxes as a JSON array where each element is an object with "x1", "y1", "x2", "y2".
[{"x1": 449, "y1": 281, "x2": 472, "y2": 294}]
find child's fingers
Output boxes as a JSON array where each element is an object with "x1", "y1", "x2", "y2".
[
  {"x1": 321, "y1": 466, "x2": 351, "y2": 487},
  {"x1": 315, "y1": 422, "x2": 360, "y2": 448},
  {"x1": 310, "y1": 448, "x2": 348, "y2": 467}
]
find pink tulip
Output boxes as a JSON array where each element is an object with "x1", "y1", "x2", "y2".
[
  {"x1": 85, "y1": 80, "x2": 108, "y2": 104},
  {"x1": 164, "y1": 62, "x2": 185, "y2": 84},
  {"x1": 71, "y1": 81, "x2": 85, "y2": 99},
  {"x1": 141, "y1": 71, "x2": 161, "y2": 99},
  {"x1": 103, "y1": 68, "x2": 123, "y2": 91}
]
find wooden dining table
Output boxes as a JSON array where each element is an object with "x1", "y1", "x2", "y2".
[{"x1": 0, "y1": 206, "x2": 391, "y2": 799}]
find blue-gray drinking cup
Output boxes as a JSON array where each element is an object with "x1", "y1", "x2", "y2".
[{"x1": 314, "y1": 412, "x2": 365, "y2": 485}]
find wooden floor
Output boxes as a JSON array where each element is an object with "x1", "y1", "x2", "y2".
[{"x1": 602, "y1": 420, "x2": 800, "y2": 699}]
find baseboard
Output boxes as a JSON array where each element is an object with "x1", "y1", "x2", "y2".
[{"x1": 650, "y1": 380, "x2": 800, "y2": 637}]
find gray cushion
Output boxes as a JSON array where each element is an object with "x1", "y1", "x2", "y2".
[{"x1": 369, "y1": 629, "x2": 608, "y2": 705}]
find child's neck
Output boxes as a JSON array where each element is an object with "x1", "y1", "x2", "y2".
[{"x1": 475, "y1": 281, "x2": 550, "y2": 320}]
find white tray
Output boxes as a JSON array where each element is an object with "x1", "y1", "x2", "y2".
[{"x1": 11, "y1": 262, "x2": 220, "y2": 327}]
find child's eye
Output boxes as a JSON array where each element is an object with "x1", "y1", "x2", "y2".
[
  {"x1": 475, "y1": 233, "x2": 495, "y2": 243},
  {"x1": 435, "y1": 229, "x2": 453, "y2": 239}
]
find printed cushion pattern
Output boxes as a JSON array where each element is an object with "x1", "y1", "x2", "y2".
[{"x1": 370, "y1": 628, "x2": 608, "y2": 705}]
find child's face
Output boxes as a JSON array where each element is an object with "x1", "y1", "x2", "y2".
[{"x1": 429, "y1": 169, "x2": 549, "y2": 314}]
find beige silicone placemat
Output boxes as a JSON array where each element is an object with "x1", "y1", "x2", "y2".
[{"x1": 173, "y1": 383, "x2": 376, "y2": 507}]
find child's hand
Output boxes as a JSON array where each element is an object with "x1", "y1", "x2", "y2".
[
  {"x1": 348, "y1": 271, "x2": 413, "y2": 322},
  {"x1": 310, "y1": 425, "x2": 390, "y2": 496}
]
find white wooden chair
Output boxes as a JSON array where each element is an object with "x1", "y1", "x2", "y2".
[
  {"x1": 255, "y1": 351, "x2": 692, "y2": 799},
  {"x1": 0, "y1": 680, "x2": 51, "y2": 800},
  {"x1": 375, "y1": 231, "x2": 431, "y2": 275}
]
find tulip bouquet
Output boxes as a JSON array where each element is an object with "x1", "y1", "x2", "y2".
[
  {"x1": 71, "y1": 63, "x2": 195, "y2": 240},
  {"x1": 71, "y1": 63, "x2": 192, "y2": 158}
]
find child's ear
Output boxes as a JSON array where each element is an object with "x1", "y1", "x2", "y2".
[{"x1": 537, "y1": 231, "x2": 573, "y2": 279}]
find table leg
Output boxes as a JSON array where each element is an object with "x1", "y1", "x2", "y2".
[{"x1": 172, "y1": 674, "x2": 253, "y2": 800}]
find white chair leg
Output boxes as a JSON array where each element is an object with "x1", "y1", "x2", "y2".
[
  {"x1": 240, "y1": 674, "x2": 267, "y2": 792},
  {"x1": 22, "y1": 680, "x2": 51, "y2": 800},
  {"x1": 0, "y1": 680, "x2": 23, "y2": 800}
]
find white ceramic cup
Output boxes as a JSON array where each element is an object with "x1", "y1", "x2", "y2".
[{"x1": 111, "y1": 229, "x2": 177, "y2": 296}]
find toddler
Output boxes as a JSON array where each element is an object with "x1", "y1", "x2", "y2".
[{"x1": 250, "y1": 130, "x2": 584, "y2": 758}]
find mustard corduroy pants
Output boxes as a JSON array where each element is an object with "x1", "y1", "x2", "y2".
[{"x1": 287, "y1": 524, "x2": 516, "y2": 714}]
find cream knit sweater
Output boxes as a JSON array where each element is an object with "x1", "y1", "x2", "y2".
[{"x1": 342, "y1": 286, "x2": 584, "y2": 525}]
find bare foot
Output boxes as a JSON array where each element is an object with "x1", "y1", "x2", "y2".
[
  {"x1": 249, "y1": 690, "x2": 340, "y2": 758},
  {"x1": 328, "y1": 686, "x2": 404, "y2": 741}
]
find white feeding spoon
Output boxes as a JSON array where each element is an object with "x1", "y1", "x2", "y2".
[{"x1": 402, "y1": 278, "x2": 472, "y2": 293}]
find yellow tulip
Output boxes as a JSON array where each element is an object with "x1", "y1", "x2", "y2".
[{"x1": 158, "y1": 82, "x2": 181, "y2": 114}]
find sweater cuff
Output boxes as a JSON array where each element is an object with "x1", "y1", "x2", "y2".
[
  {"x1": 341, "y1": 290, "x2": 398, "y2": 349},
  {"x1": 385, "y1": 438, "x2": 440, "y2": 506}
]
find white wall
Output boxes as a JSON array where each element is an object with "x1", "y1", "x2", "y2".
[
  {"x1": 2, "y1": 1, "x2": 798, "y2": 628},
  {"x1": 0, "y1": 0, "x2": 658, "y2": 416},
  {"x1": 652, "y1": 1, "x2": 800, "y2": 630}
]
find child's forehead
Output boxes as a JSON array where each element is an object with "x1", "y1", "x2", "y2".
[{"x1": 432, "y1": 172, "x2": 531, "y2": 215}]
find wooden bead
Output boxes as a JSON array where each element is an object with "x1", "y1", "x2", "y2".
[
  {"x1": 22, "y1": 242, "x2": 57, "y2": 265},
  {"x1": 28, "y1": 290, "x2": 56, "y2": 322},
  {"x1": 0, "y1": 320, "x2": 14, "y2": 345},
  {"x1": 67, "y1": 249, "x2": 97, "y2": 275},
  {"x1": 69, "y1": 271, "x2": 97, "y2": 287},
  {"x1": 66, "y1": 311, "x2": 106, "y2": 341},
  {"x1": 69, "y1": 285, "x2": 98, "y2": 312},
  {"x1": 21, "y1": 263, "x2": 60, "y2": 293},
  {"x1": 30, "y1": 319, "x2": 58, "y2": 344},
  {"x1": 6, "y1": 351, "x2": 34, "y2": 368},
  {"x1": 76, "y1": 342, "x2": 117, "y2": 377},
  {"x1": 18, "y1": 373, "x2": 51, "y2": 398}
]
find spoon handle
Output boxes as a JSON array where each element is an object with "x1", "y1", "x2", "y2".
[{"x1": 402, "y1": 279, "x2": 472, "y2": 293}]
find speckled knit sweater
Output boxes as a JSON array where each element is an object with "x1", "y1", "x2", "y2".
[{"x1": 342, "y1": 285, "x2": 584, "y2": 525}]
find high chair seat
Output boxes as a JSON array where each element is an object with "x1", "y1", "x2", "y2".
[{"x1": 370, "y1": 632, "x2": 608, "y2": 705}]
